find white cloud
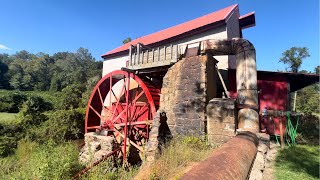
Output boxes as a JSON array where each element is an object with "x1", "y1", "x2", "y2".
[{"x1": 0, "y1": 44, "x2": 11, "y2": 50}]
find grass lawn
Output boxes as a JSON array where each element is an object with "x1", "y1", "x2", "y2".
[
  {"x1": 0, "y1": 112, "x2": 19, "y2": 124},
  {"x1": 275, "y1": 145, "x2": 319, "y2": 180}
]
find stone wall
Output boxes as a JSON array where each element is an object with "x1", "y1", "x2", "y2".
[
  {"x1": 206, "y1": 98, "x2": 236, "y2": 145},
  {"x1": 159, "y1": 54, "x2": 217, "y2": 136},
  {"x1": 249, "y1": 133, "x2": 270, "y2": 180},
  {"x1": 79, "y1": 132, "x2": 115, "y2": 165}
]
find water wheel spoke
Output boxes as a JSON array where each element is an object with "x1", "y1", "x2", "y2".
[
  {"x1": 112, "y1": 108, "x2": 127, "y2": 123},
  {"x1": 114, "y1": 128, "x2": 144, "y2": 153},
  {"x1": 132, "y1": 107, "x2": 149, "y2": 122},
  {"x1": 116, "y1": 120, "x2": 152, "y2": 127},
  {"x1": 109, "y1": 75, "x2": 112, "y2": 108},
  {"x1": 97, "y1": 87, "x2": 104, "y2": 106},
  {"x1": 133, "y1": 126, "x2": 148, "y2": 139},
  {"x1": 89, "y1": 105, "x2": 102, "y2": 119},
  {"x1": 111, "y1": 84, "x2": 125, "y2": 120},
  {"x1": 130, "y1": 105, "x2": 138, "y2": 121},
  {"x1": 132, "y1": 103, "x2": 147, "y2": 120},
  {"x1": 130, "y1": 91, "x2": 145, "y2": 107},
  {"x1": 123, "y1": 77, "x2": 127, "y2": 98}
]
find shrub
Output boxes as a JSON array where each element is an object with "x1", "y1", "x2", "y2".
[
  {"x1": 0, "y1": 136, "x2": 17, "y2": 157},
  {"x1": 57, "y1": 85, "x2": 84, "y2": 110},
  {"x1": 0, "y1": 120, "x2": 23, "y2": 157},
  {"x1": 19, "y1": 96, "x2": 50, "y2": 129},
  {"x1": 295, "y1": 113, "x2": 319, "y2": 144},
  {"x1": 0, "y1": 91, "x2": 27, "y2": 113},
  {"x1": 0, "y1": 140, "x2": 82, "y2": 179},
  {"x1": 28, "y1": 108, "x2": 85, "y2": 143}
]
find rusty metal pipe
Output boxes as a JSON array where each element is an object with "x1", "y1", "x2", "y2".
[
  {"x1": 201, "y1": 38, "x2": 259, "y2": 132},
  {"x1": 180, "y1": 131, "x2": 258, "y2": 180}
]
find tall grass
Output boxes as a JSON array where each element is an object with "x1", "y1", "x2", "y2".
[
  {"x1": 0, "y1": 139, "x2": 82, "y2": 179},
  {"x1": 147, "y1": 136, "x2": 215, "y2": 180},
  {"x1": 80, "y1": 160, "x2": 139, "y2": 180}
]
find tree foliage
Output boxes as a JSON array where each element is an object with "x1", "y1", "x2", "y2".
[
  {"x1": 0, "y1": 48, "x2": 101, "y2": 92},
  {"x1": 295, "y1": 68, "x2": 320, "y2": 114},
  {"x1": 279, "y1": 47, "x2": 310, "y2": 73},
  {"x1": 122, "y1": 37, "x2": 132, "y2": 44}
]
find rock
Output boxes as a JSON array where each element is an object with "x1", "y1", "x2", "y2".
[{"x1": 79, "y1": 133, "x2": 115, "y2": 165}]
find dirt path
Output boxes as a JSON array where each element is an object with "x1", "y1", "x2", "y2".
[{"x1": 263, "y1": 142, "x2": 280, "y2": 180}]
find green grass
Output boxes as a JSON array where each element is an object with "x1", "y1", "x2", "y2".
[
  {"x1": 275, "y1": 145, "x2": 320, "y2": 180},
  {"x1": 0, "y1": 140, "x2": 82, "y2": 179},
  {"x1": 0, "y1": 112, "x2": 19, "y2": 124},
  {"x1": 146, "y1": 136, "x2": 215, "y2": 180}
]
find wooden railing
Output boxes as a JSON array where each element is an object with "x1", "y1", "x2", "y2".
[{"x1": 128, "y1": 43, "x2": 179, "y2": 70}]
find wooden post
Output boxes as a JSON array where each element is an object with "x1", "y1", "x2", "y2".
[
  {"x1": 137, "y1": 44, "x2": 140, "y2": 65},
  {"x1": 170, "y1": 44, "x2": 173, "y2": 59},
  {"x1": 293, "y1": 91, "x2": 297, "y2": 111},
  {"x1": 157, "y1": 47, "x2": 160, "y2": 62},
  {"x1": 164, "y1": 46, "x2": 166, "y2": 60},
  {"x1": 279, "y1": 117, "x2": 284, "y2": 148}
]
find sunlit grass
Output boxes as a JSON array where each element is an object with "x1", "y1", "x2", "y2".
[
  {"x1": 275, "y1": 145, "x2": 320, "y2": 180},
  {"x1": 147, "y1": 136, "x2": 215, "y2": 180},
  {"x1": 0, "y1": 112, "x2": 19, "y2": 125}
]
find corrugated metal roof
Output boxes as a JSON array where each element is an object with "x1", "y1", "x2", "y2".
[{"x1": 102, "y1": 4, "x2": 238, "y2": 58}]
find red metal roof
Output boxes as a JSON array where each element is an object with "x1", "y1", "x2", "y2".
[{"x1": 102, "y1": 4, "x2": 238, "y2": 58}]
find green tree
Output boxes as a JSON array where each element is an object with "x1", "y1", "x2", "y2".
[
  {"x1": 57, "y1": 85, "x2": 84, "y2": 110},
  {"x1": 279, "y1": 47, "x2": 310, "y2": 111},
  {"x1": 0, "y1": 59, "x2": 9, "y2": 89},
  {"x1": 295, "y1": 67, "x2": 320, "y2": 114},
  {"x1": 279, "y1": 47, "x2": 310, "y2": 73},
  {"x1": 122, "y1": 37, "x2": 131, "y2": 44},
  {"x1": 14, "y1": 50, "x2": 35, "y2": 61},
  {"x1": 31, "y1": 54, "x2": 55, "y2": 91}
]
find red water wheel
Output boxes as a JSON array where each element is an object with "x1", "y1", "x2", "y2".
[{"x1": 85, "y1": 70, "x2": 160, "y2": 164}]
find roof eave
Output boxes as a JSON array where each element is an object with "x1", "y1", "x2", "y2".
[{"x1": 102, "y1": 20, "x2": 227, "y2": 59}]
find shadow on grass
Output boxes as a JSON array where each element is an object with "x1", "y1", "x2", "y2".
[{"x1": 275, "y1": 145, "x2": 319, "y2": 179}]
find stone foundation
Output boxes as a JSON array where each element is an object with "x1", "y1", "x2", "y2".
[
  {"x1": 206, "y1": 98, "x2": 236, "y2": 145},
  {"x1": 79, "y1": 132, "x2": 115, "y2": 165},
  {"x1": 145, "y1": 111, "x2": 172, "y2": 163},
  {"x1": 249, "y1": 133, "x2": 270, "y2": 180},
  {"x1": 159, "y1": 55, "x2": 217, "y2": 137}
]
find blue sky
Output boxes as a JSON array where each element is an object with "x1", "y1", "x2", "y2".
[{"x1": 0, "y1": 0, "x2": 319, "y2": 72}]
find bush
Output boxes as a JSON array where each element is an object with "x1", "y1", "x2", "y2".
[
  {"x1": 0, "y1": 136, "x2": 17, "y2": 157},
  {"x1": 295, "y1": 113, "x2": 319, "y2": 144},
  {"x1": 0, "y1": 140, "x2": 82, "y2": 179},
  {"x1": 19, "y1": 96, "x2": 51, "y2": 128},
  {"x1": 28, "y1": 108, "x2": 85, "y2": 143},
  {"x1": 0, "y1": 120, "x2": 23, "y2": 157},
  {"x1": 0, "y1": 90, "x2": 57, "y2": 113},
  {"x1": 0, "y1": 91, "x2": 27, "y2": 113},
  {"x1": 57, "y1": 85, "x2": 84, "y2": 110}
]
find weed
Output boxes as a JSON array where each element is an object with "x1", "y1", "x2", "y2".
[{"x1": 148, "y1": 136, "x2": 214, "y2": 179}]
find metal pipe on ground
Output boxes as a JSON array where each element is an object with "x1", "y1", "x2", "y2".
[
  {"x1": 201, "y1": 38, "x2": 259, "y2": 132},
  {"x1": 180, "y1": 131, "x2": 258, "y2": 180}
]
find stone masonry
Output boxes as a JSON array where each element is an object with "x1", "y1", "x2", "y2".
[
  {"x1": 206, "y1": 98, "x2": 236, "y2": 145},
  {"x1": 79, "y1": 132, "x2": 115, "y2": 165},
  {"x1": 159, "y1": 54, "x2": 217, "y2": 137},
  {"x1": 249, "y1": 133, "x2": 270, "y2": 180},
  {"x1": 145, "y1": 111, "x2": 172, "y2": 163}
]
